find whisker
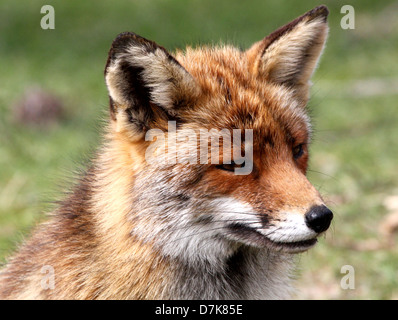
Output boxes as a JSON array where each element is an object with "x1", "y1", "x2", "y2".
[
  {"x1": 261, "y1": 225, "x2": 283, "y2": 238},
  {"x1": 166, "y1": 219, "x2": 283, "y2": 245},
  {"x1": 183, "y1": 218, "x2": 260, "y2": 228},
  {"x1": 166, "y1": 226, "x2": 230, "y2": 244},
  {"x1": 166, "y1": 220, "x2": 261, "y2": 242},
  {"x1": 132, "y1": 201, "x2": 266, "y2": 219},
  {"x1": 169, "y1": 225, "x2": 285, "y2": 256},
  {"x1": 307, "y1": 169, "x2": 337, "y2": 181}
]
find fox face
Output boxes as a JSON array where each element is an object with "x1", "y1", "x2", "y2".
[{"x1": 104, "y1": 6, "x2": 332, "y2": 266}]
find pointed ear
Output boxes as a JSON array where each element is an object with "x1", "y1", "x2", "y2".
[
  {"x1": 246, "y1": 5, "x2": 329, "y2": 103},
  {"x1": 104, "y1": 32, "x2": 200, "y2": 139}
]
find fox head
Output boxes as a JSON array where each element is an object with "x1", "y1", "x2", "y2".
[{"x1": 103, "y1": 6, "x2": 332, "y2": 265}]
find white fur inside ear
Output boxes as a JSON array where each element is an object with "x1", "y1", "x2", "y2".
[
  {"x1": 105, "y1": 62, "x2": 131, "y2": 108},
  {"x1": 105, "y1": 42, "x2": 199, "y2": 114},
  {"x1": 260, "y1": 17, "x2": 328, "y2": 85},
  {"x1": 123, "y1": 45, "x2": 198, "y2": 111}
]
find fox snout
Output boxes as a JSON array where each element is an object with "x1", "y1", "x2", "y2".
[
  {"x1": 305, "y1": 205, "x2": 333, "y2": 234},
  {"x1": 222, "y1": 161, "x2": 334, "y2": 253}
]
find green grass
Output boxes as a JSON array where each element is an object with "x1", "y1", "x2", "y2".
[{"x1": 1, "y1": 0, "x2": 398, "y2": 299}]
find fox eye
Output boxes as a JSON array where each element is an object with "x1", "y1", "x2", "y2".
[
  {"x1": 216, "y1": 161, "x2": 244, "y2": 172},
  {"x1": 292, "y1": 144, "x2": 304, "y2": 159}
]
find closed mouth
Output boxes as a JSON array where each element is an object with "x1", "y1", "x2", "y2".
[{"x1": 227, "y1": 223, "x2": 318, "y2": 253}]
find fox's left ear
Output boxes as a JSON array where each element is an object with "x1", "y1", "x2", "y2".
[{"x1": 246, "y1": 5, "x2": 329, "y2": 103}]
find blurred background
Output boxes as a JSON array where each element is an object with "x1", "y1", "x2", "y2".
[{"x1": 1, "y1": 0, "x2": 397, "y2": 299}]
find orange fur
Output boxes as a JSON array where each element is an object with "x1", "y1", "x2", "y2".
[{"x1": 0, "y1": 6, "x2": 332, "y2": 300}]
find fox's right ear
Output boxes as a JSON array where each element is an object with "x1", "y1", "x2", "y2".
[{"x1": 105, "y1": 32, "x2": 200, "y2": 140}]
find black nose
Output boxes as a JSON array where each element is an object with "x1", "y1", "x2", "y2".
[{"x1": 305, "y1": 205, "x2": 333, "y2": 233}]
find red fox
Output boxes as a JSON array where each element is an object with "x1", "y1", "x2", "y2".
[{"x1": 0, "y1": 5, "x2": 332, "y2": 299}]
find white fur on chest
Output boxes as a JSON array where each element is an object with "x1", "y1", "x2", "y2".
[{"x1": 168, "y1": 247, "x2": 296, "y2": 300}]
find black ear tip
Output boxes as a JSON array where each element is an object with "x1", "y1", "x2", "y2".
[
  {"x1": 105, "y1": 32, "x2": 148, "y2": 75},
  {"x1": 308, "y1": 5, "x2": 329, "y2": 22},
  {"x1": 108, "y1": 32, "x2": 159, "y2": 61},
  {"x1": 110, "y1": 32, "x2": 140, "y2": 54}
]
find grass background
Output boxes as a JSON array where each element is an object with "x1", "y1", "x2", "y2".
[{"x1": 1, "y1": 0, "x2": 398, "y2": 299}]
